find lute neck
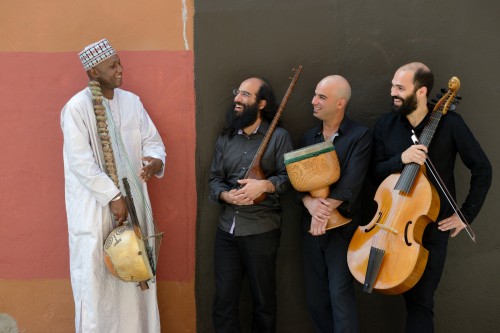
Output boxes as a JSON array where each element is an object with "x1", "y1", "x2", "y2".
[{"x1": 243, "y1": 66, "x2": 302, "y2": 179}]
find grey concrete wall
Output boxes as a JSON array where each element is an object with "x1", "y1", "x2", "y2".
[{"x1": 194, "y1": 0, "x2": 500, "y2": 332}]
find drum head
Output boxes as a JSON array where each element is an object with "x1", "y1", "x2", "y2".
[{"x1": 284, "y1": 141, "x2": 335, "y2": 165}]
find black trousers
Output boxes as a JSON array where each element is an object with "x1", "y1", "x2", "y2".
[
  {"x1": 212, "y1": 227, "x2": 281, "y2": 333},
  {"x1": 403, "y1": 223, "x2": 450, "y2": 333},
  {"x1": 302, "y1": 224, "x2": 360, "y2": 333}
]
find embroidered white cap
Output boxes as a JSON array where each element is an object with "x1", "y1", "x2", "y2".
[{"x1": 78, "y1": 38, "x2": 116, "y2": 71}]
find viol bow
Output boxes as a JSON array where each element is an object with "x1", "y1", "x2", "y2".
[{"x1": 347, "y1": 77, "x2": 461, "y2": 295}]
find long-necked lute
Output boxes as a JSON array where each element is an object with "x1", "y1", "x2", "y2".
[
  {"x1": 243, "y1": 66, "x2": 302, "y2": 203},
  {"x1": 89, "y1": 80, "x2": 161, "y2": 290}
]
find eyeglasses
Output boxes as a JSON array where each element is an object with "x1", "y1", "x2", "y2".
[{"x1": 232, "y1": 89, "x2": 253, "y2": 98}]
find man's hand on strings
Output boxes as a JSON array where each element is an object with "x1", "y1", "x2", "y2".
[
  {"x1": 140, "y1": 157, "x2": 163, "y2": 182},
  {"x1": 401, "y1": 144, "x2": 428, "y2": 165},
  {"x1": 438, "y1": 213, "x2": 465, "y2": 237},
  {"x1": 109, "y1": 195, "x2": 128, "y2": 225}
]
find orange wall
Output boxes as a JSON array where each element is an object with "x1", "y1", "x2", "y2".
[
  {"x1": 0, "y1": 1, "x2": 196, "y2": 332},
  {"x1": 0, "y1": 0, "x2": 193, "y2": 52}
]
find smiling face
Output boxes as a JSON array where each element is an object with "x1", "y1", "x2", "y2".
[
  {"x1": 90, "y1": 54, "x2": 123, "y2": 97},
  {"x1": 311, "y1": 76, "x2": 349, "y2": 122},
  {"x1": 312, "y1": 82, "x2": 337, "y2": 121},
  {"x1": 226, "y1": 78, "x2": 267, "y2": 129},
  {"x1": 390, "y1": 69, "x2": 419, "y2": 115},
  {"x1": 233, "y1": 78, "x2": 262, "y2": 114}
]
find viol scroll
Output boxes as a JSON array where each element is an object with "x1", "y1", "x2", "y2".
[{"x1": 347, "y1": 77, "x2": 461, "y2": 295}]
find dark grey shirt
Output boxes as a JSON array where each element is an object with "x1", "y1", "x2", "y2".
[{"x1": 209, "y1": 121, "x2": 293, "y2": 236}]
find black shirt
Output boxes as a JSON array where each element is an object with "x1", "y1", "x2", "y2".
[
  {"x1": 299, "y1": 116, "x2": 373, "y2": 229},
  {"x1": 372, "y1": 110, "x2": 492, "y2": 223},
  {"x1": 209, "y1": 121, "x2": 294, "y2": 236}
]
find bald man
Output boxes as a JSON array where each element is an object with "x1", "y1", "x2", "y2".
[
  {"x1": 298, "y1": 75, "x2": 372, "y2": 332},
  {"x1": 372, "y1": 62, "x2": 491, "y2": 332},
  {"x1": 209, "y1": 77, "x2": 293, "y2": 332}
]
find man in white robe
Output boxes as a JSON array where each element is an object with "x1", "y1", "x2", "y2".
[{"x1": 61, "y1": 39, "x2": 165, "y2": 333}]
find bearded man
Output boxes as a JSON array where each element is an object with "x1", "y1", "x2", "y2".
[
  {"x1": 372, "y1": 62, "x2": 491, "y2": 332},
  {"x1": 208, "y1": 77, "x2": 293, "y2": 333}
]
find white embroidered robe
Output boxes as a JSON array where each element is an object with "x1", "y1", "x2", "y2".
[{"x1": 61, "y1": 87, "x2": 165, "y2": 333}]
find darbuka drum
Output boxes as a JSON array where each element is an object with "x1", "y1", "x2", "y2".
[{"x1": 284, "y1": 141, "x2": 351, "y2": 230}]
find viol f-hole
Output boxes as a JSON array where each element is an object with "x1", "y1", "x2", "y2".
[{"x1": 347, "y1": 77, "x2": 461, "y2": 295}]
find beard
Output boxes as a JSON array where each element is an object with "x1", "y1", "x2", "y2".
[
  {"x1": 225, "y1": 101, "x2": 260, "y2": 130},
  {"x1": 392, "y1": 91, "x2": 418, "y2": 116}
]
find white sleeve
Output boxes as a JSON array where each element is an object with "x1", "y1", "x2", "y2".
[
  {"x1": 139, "y1": 103, "x2": 167, "y2": 178},
  {"x1": 61, "y1": 102, "x2": 120, "y2": 205}
]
